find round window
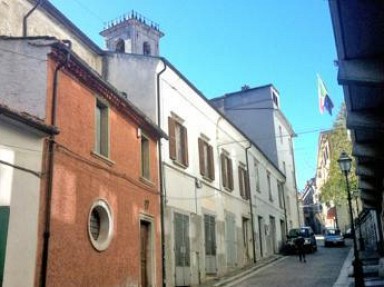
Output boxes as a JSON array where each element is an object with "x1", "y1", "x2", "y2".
[{"x1": 88, "y1": 199, "x2": 113, "y2": 251}]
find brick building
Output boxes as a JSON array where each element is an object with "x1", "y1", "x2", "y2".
[{"x1": 0, "y1": 37, "x2": 165, "y2": 286}]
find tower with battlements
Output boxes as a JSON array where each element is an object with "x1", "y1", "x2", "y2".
[{"x1": 100, "y1": 11, "x2": 164, "y2": 56}]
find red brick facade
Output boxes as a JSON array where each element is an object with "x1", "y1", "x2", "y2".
[{"x1": 36, "y1": 54, "x2": 162, "y2": 286}]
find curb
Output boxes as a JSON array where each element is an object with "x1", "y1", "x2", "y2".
[{"x1": 198, "y1": 255, "x2": 284, "y2": 287}]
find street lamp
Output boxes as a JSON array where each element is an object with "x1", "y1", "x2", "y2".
[{"x1": 338, "y1": 151, "x2": 365, "y2": 287}]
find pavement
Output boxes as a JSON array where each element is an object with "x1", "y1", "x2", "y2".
[{"x1": 197, "y1": 247, "x2": 384, "y2": 287}]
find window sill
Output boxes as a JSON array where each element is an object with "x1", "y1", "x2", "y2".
[
  {"x1": 139, "y1": 176, "x2": 155, "y2": 188},
  {"x1": 91, "y1": 151, "x2": 115, "y2": 166},
  {"x1": 172, "y1": 159, "x2": 188, "y2": 169},
  {"x1": 202, "y1": 175, "x2": 214, "y2": 182}
]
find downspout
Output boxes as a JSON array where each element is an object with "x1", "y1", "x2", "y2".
[
  {"x1": 23, "y1": 0, "x2": 44, "y2": 37},
  {"x1": 245, "y1": 144, "x2": 257, "y2": 263},
  {"x1": 40, "y1": 40, "x2": 71, "y2": 287},
  {"x1": 156, "y1": 59, "x2": 167, "y2": 287},
  {"x1": 282, "y1": 182, "x2": 288, "y2": 237}
]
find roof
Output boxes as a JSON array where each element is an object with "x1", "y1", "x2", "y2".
[
  {"x1": 158, "y1": 57, "x2": 286, "y2": 178},
  {"x1": 0, "y1": 103, "x2": 59, "y2": 135},
  {"x1": 210, "y1": 84, "x2": 278, "y2": 102},
  {"x1": 28, "y1": 0, "x2": 103, "y2": 55}
]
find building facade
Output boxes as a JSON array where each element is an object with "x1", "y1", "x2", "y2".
[
  {"x1": 0, "y1": 104, "x2": 58, "y2": 287},
  {"x1": 101, "y1": 17, "x2": 288, "y2": 286},
  {"x1": 0, "y1": 27, "x2": 164, "y2": 287},
  {"x1": 210, "y1": 86, "x2": 300, "y2": 229}
]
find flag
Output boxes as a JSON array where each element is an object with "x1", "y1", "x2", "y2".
[{"x1": 317, "y1": 74, "x2": 334, "y2": 115}]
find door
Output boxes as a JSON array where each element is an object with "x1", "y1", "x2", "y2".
[
  {"x1": 258, "y1": 216, "x2": 264, "y2": 258},
  {"x1": 204, "y1": 214, "x2": 217, "y2": 274},
  {"x1": 270, "y1": 216, "x2": 277, "y2": 254},
  {"x1": 174, "y1": 213, "x2": 190, "y2": 286},
  {"x1": 242, "y1": 217, "x2": 250, "y2": 261},
  {"x1": 140, "y1": 221, "x2": 150, "y2": 287},
  {"x1": 225, "y1": 213, "x2": 237, "y2": 267}
]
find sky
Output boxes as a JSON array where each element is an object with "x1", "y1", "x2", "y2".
[{"x1": 50, "y1": 0, "x2": 344, "y2": 191}]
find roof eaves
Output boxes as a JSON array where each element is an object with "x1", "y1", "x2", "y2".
[
  {"x1": 158, "y1": 57, "x2": 285, "y2": 178},
  {"x1": 0, "y1": 103, "x2": 59, "y2": 135},
  {"x1": 28, "y1": 0, "x2": 103, "y2": 55}
]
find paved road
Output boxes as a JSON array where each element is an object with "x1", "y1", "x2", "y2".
[{"x1": 228, "y1": 237, "x2": 352, "y2": 287}]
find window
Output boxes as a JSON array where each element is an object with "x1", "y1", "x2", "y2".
[
  {"x1": 279, "y1": 126, "x2": 283, "y2": 144},
  {"x1": 283, "y1": 161, "x2": 286, "y2": 175},
  {"x1": 221, "y1": 152, "x2": 233, "y2": 190},
  {"x1": 238, "y1": 164, "x2": 249, "y2": 199},
  {"x1": 254, "y1": 158, "x2": 260, "y2": 193},
  {"x1": 278, "y1": 182, "x2": 284, "y2": 209},
  {"x1": 95, "y1": 100, "x2": 109, "y2": 157},
  {"x1": 267, "y1": 172, "x2": 273, "y2": 201},
  {"x1": 198, "y1": 138, "x2": 215, "y2": 180},
  {"x1": 168, "y1": 117, "x2": 188, "y2": 167},
  {"x1": 116, "y1": 39, "x2": 125, "y2": 53},
  {"x1": 88, "y1": 199, "x2": 113, "y2": 251},
  {"x1": 143, "y1": 42, "x2": 151, "y2": 55},
  {"x1": 141, "y1": 135, "x2": 150, "y2": 180}
]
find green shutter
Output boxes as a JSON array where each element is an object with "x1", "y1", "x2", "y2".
[{"x1": 0, "y1": 206, "x2": 10, "y2": 285}]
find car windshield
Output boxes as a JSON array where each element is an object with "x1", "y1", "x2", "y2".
[
  {"x1": 288, "y1": 228, "x2": 308, "y2": 237},
  {"x1": 325, "y1": 229, "x2": 341, "y2": 235}
]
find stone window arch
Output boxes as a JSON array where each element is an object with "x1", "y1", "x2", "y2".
[
  {"x1": 143, "y1": 41, "x2": 151, "y2": 55},
  {"x1": 115, "y1": 39, "x2": 125, "y2": 53}
]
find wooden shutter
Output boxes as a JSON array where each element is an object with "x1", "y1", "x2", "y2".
[
  {"x1": 221, "y1": 153, "x2": 227, "y2": 188},
  {"x1": 168, "y1": 117, "x2": 176, "y2": 160},
  {"x1": 238, "y1": 166, "x2": 244, "y2": 198},
  {"x1": 228, "y1": 158, "x2": 233, "y2": 190},
  {"x1": 245, "y1": 170, "x2": 250, "y2": 200},
  {"x1": 182, "y1": 126, "x2": 189, "y2": 167},
  {"x1": 198, "y1": 138, "x2": 205, "y2": 176},
  {"x1": 208, "y1": 145, "x2": 215, "y2": 180}
]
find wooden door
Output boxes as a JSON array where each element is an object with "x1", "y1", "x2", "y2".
[
  {"x1": 174, "y1": 213, "x2": 190, "y2": 286},
  {"x1": 140, "y1": 221, "x2": 150, "y2": 287}
]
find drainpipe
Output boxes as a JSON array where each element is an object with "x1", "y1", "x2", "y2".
[
  {"x1": 245, "y1": 144, "x2": 257, "y2": 263},
  {"x1": 40, "y1": 40, "x2": 71, "y2": 287},
  {"x1": 23, "y1": 0, "x2": 44, "y2": 37},
  {"x1": 156, "y1": 59, "x2": 167, "y2": 287},
  {"x1": 282, "y1": 183, "x2": 288, "y2": 237}
]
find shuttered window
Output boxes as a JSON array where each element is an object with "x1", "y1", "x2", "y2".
[
  {"x1": 221, "y1": 152, "x2": 233, "y2": 191},
  {"x1": 141, "y1": 135, "x2": 150, "y2": 180},
  {"x1": 168, "y1": 117, "x2": 188, "y2": 167},
  {"x1": 278, "y1": 182, "x2": 284, "y2": 209},
  {"x1": 238, "y1": 165, "x2": 249, "y2": 200},
  {"x1": 95, "y1": 100, "x2": 109, "y2": 157},
  {"x1": 198, "y1": 138, "x2": 215, "y2": 180},
  {"x1": 267, "y1": 172, "x2": 273, "y2": 201}
]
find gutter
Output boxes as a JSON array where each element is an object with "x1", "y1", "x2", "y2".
[
  {"x1": 156, "y1": 59, "x2": 167, "y2": 287},
  {"x1": 23, "y1": 0, "x2": 44, "y2": 37},
  {"x1": 245, "y1": 144, "x2": 257, "y2": 263},
  {"x1": 40, "y1": 40, "x2": 71, "y2": 287}
]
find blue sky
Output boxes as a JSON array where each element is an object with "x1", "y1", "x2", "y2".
[{"x1": 50, "y1": 0, "x2": 344, "y2": 191}]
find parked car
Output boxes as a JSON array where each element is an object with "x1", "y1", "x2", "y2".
[
  {"x1": 324, "y1": 228, "x2": 345, "y2": 247},
  {"x1": 284, "y1": 226, "x2": 317, "y2": 254}
]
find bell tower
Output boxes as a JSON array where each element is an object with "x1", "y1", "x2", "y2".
[{"x1": 100, "y1": 11, "x2": 164, "y2": 56}]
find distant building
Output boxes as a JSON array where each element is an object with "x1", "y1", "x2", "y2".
[
  {"x1": 210, "y1": 85, "x2": 300, "y2": 229},
  {"x1": 302, "y1": 178, "x2": 322, "y2": 234}
]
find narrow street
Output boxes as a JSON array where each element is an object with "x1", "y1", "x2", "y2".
[{"x1": 229, "y1": 237, "x2": 352, "y2": 287}]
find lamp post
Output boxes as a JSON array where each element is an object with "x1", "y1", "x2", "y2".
[{"x1": 338, "y1": 151, "x2": 365, "y2": 287}]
